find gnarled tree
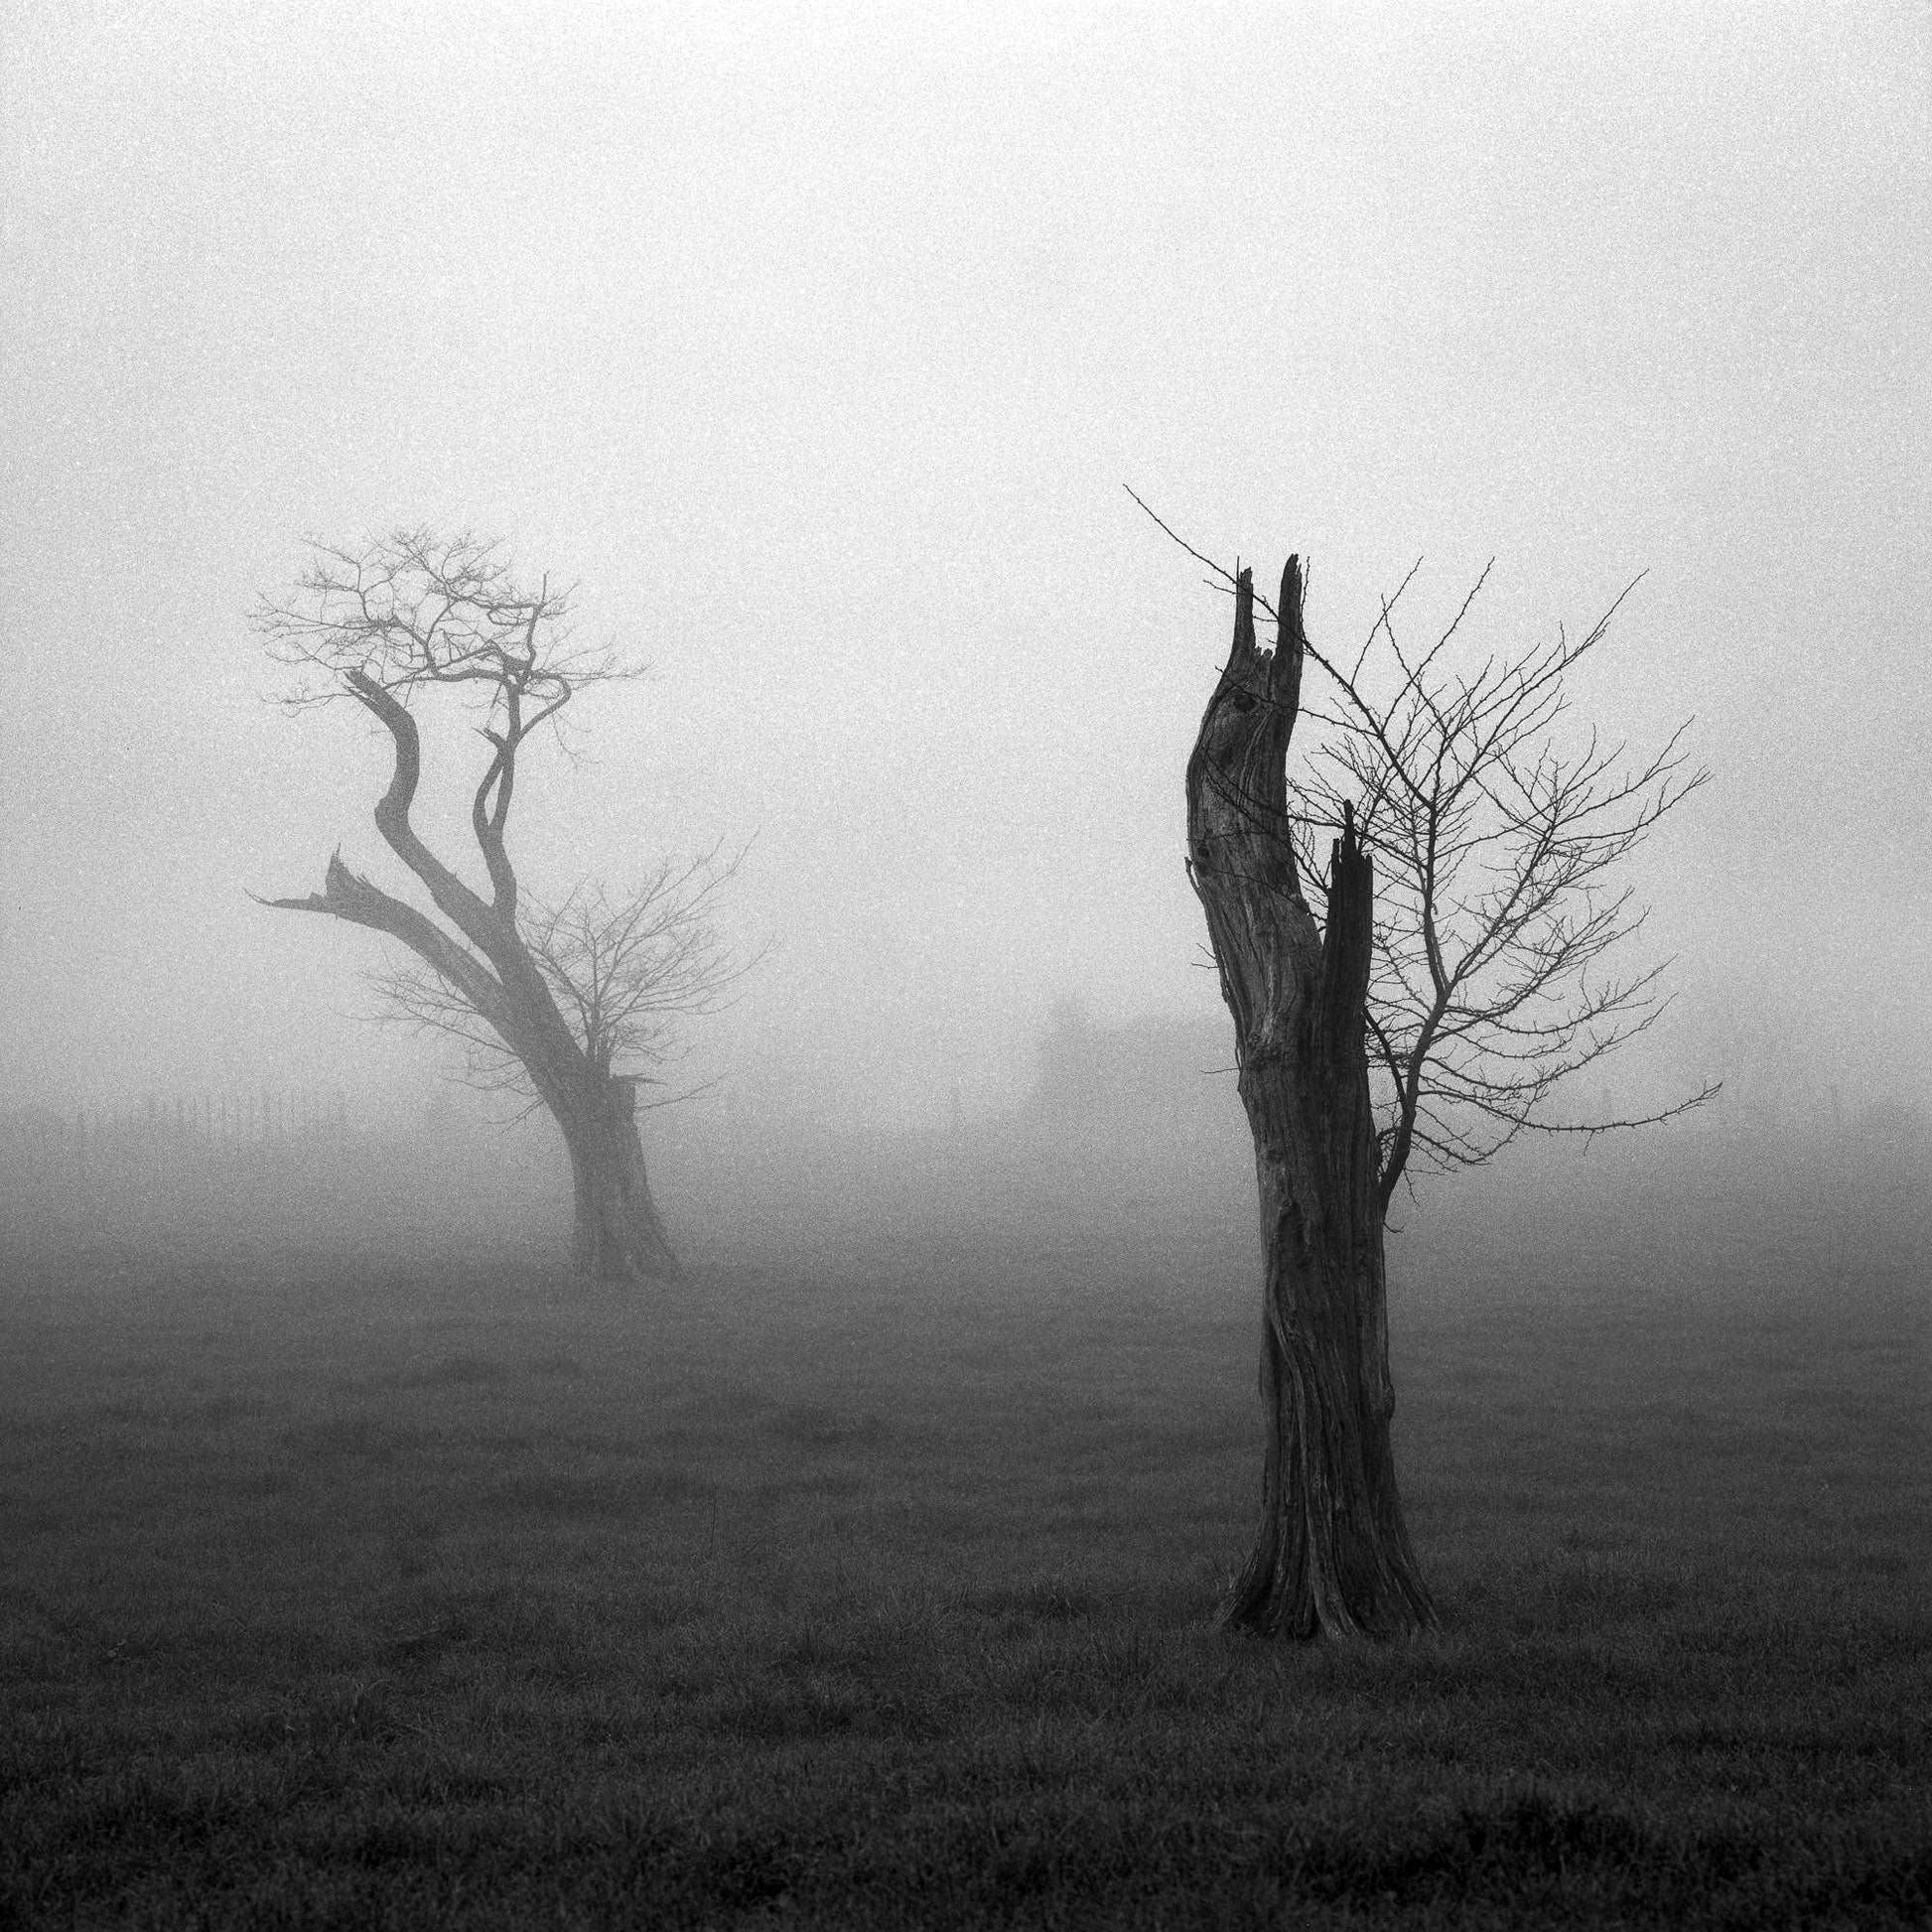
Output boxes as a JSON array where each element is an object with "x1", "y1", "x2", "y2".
[
  {"x1": 254, "y1": 529, "x2": 732, "y2": 1282},
  {"x1": 1170, "y1": 509, "x2": 1710, "y2": 1639}
]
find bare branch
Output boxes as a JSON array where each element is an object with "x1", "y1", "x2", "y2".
[
  {"x1": 368, "y1": 844, "x2": 758, "y2": 1109},
  {"x1": 256, "y1": 852, "x2": 511, "y2": 1035},
  {"x1": 1145, "y1": 497, "x2": 1715, "y2": 1215}
]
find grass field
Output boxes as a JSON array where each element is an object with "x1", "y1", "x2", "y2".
[{"x1": 1, "y1": 1201, "x2": 1926, "y2": 1928}]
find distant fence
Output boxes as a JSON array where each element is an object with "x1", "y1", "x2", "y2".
[
  {"x1": 3, "y1": 1088, "x2": 353, "y2": 1182},
  {"x1": 0, "y1": 1086, "x2": 575, "y2": 1258}
]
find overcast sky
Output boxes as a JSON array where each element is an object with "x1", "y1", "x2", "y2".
[{"x1": 2, "y1": 1, "x2": 1927, "y2": 1135}]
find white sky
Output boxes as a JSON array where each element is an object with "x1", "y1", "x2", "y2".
[{"x1": 2, "y1": 1, "x2": 1928, "y2": 1131}]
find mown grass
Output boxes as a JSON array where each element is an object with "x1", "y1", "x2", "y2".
[{"x1": 0, "y1": 1229, "x2": 1925, "y2": 1928}]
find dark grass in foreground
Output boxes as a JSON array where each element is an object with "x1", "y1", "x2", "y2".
[{"x1": 1, "y1": 1237, "x2": 1926, "y2": 1929}]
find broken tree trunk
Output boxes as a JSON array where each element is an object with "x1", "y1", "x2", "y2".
[{"x1": 1185, "y1": 557, "x2": 1435, "y2": 1639}]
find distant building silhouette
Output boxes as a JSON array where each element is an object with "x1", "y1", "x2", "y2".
[{"x1": 1029, "y1": 1002, "x2": 1242, "y2": 1142}]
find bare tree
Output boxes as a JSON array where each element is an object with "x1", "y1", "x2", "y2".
[
  {"x1": 253, "y1": 528, "x2": 738, "y2": 1282},
  {"x1": 1159, "y1": 500, "x2": 1711, "y2": 1638}
]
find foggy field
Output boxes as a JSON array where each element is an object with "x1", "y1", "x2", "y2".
[
  {"x1": 6, "y1": 4, "x2": 1929, "y2": 1923},
  {"x1": 2, "y1": 1213, "x2": 1925, "y2": 1929}
]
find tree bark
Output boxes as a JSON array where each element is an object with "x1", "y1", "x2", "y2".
[
  {"x1": 1186, "y1": 558, "x2": 1435, "y2": 1639},
  {"x1": 559, "y1": 1076, "x2": 680, "y2": 1283}
]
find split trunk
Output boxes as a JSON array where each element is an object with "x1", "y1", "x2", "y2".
[{"x1": 1185, "y1": 558, "x2": 1435, "y2": 1640}]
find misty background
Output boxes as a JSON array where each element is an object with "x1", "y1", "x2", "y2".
[{"x1": 3, "y1": 2, "x2": 1928, "y2": 1266}]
